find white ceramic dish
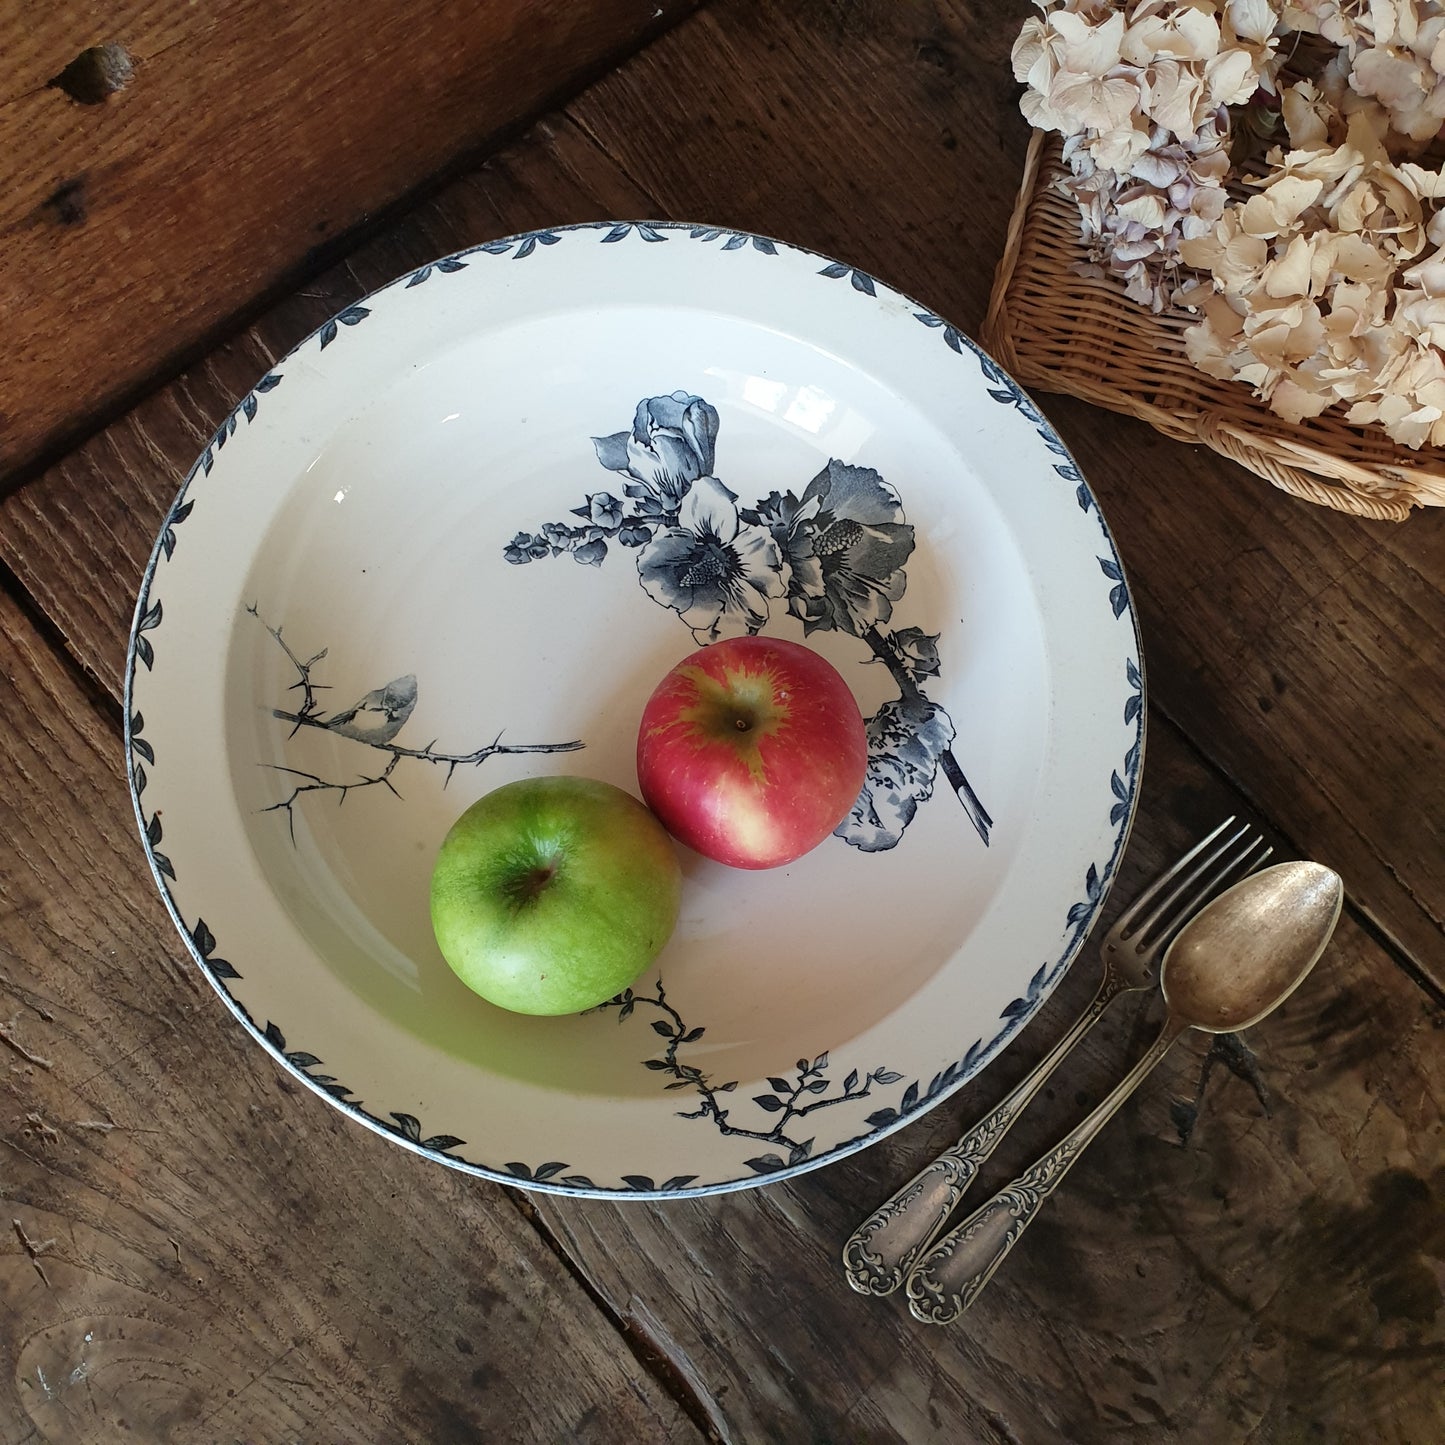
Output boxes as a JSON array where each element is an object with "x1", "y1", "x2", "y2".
[{"x1": 125, "y1": 222, "x2": 1144, "y2": 1197}]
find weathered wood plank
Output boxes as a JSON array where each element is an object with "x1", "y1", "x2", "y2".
[
  {"x1": 0, "y1": 587, "x2": 703, "y2": 1442},
  {"x1": 534, "y1": 719, "x2": 1445, "y2": 1444},
  {"x1": 0, "y1": 0, "x2": 697, "y2": 481},
  {"x1": 2, "y1": 0, "x2": 1440, "y2": 993},
  {"x1": 0, "y1": 116, "x2": 651, "y2": 704}
]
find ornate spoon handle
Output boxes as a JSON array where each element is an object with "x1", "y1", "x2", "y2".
[
  {"x1": 905, "y1": 1016, "x2": 1187, "y2": 1323},
  {"x1": 842, "y1": 975, "x2": 1118, "y2": 1296}
]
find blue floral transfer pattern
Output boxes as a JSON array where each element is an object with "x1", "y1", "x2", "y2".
[{"x1": 504, "y1": 389, "x2": 994, "y2": 848}]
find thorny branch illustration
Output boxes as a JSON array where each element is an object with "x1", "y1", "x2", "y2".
[
  {"x1": 250, "y1": 605, "x2": 583, "y2": 840},
  {"x1": 595, "y1": 981, "x2": 902, "y2": 1172}
]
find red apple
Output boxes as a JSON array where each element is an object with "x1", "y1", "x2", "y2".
[{"x1": 637, "y1": 636, "x2": 868, "y2": 869}]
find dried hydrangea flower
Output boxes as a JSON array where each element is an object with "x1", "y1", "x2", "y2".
[
  {"x1": 1181, "y1": 83, "x2": 1445, "y2": 446},
  {"x1": 1014, "y1": 0, "x2": 1282, "y2": 309}
]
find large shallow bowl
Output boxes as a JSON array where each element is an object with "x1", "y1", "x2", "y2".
[{"x1": 125, "y1": 222, "x2": 1144, "y2": 1198}]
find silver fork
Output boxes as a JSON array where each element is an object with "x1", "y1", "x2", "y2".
[{"x1": 841, "y1": 819, "x2": 1270, "y2": 1296}]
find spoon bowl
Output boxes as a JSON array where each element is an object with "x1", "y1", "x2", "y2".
[{"x1": 1162, "y1": 860, "x2": 1344, "y2": 1034}]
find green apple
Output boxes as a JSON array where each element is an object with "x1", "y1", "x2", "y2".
[{"x1": 429, "y1": 775, "x2": 682, "y2": 1016}]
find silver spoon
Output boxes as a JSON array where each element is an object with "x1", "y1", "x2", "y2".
[{"x1": 905, "y1": 860, "x2": 1344, "y2": 1324}]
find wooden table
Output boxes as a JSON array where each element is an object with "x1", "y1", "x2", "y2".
[{"x1": 3, "y1": 3, "x2": 1442, "y2": 1441}]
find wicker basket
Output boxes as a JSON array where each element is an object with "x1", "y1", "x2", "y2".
[{"x1": 982, "y1": 131, "x2": 1445, "y2": 522}]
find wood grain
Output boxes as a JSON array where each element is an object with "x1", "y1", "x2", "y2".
[
  {"x1": 0, "y1": 0, "x2": 698, "y2": 482},
  {"x1": 0, "y1": 587, "x2": 704, "y2": 1442}
]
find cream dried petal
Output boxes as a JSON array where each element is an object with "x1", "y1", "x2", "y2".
[
  {"x1": 1205, "y1": 45, "x2": 1263, "y2": 106},
  {"x1": 1269, "y1": 378, "x2": 1336, "y2": 421},
  {"x1": 1395, "y1": 161, "x2": 1445, "y2": 202},
  {"x1": 1405, "y1": 248, "x2": 1445, "y2": 297},
  {"x1": 1333, "y1": 178, "x2": 1378, "y2": 232},
  {"x1": 1382, "y1": 404, "x2": 1444, "y2": 450},
  {"x1": 1242, "y1": 175, "x2": 1325, "y2": 235},
  {"x1": 1331, "y1": 232, "x2": 1396, "y2": 283},
  {"x1": 1123, "y1": 8, "x2": 1222, "y2": 65},
  {"x1": 1281, "y1": 80, "x2": 1333, "y2": 147},
  {"x1": 1264, "y1": 233, "x2": 1319, "y2": 296},
  {"x1": 1131, "y1": 149, "x2": 1185, "y2": 187},
  {"x1": 1012, "y1": 16, "x2": 1050, "y2": 83},
  {"x1": 1090, "y1": 123, "x2": 1154, "y2": 170},
  {"x1": 1141, "y1": 59, "x2": 1205, "y2": 133},
  {"x1": 1237, "y1": 360, "x2": 1278, "y2": 387},
  {"x1": 1112, "y1": 236, "x2": 1164, "y2": 262},
  {"x1": 1227, "y1": 0, "x2": 1280, "y2": 45},
  {"x1": 1113, "y1": 187, "x2": 1170, "y2": 227},
  {"x1": 1051, "y1": 8, "x2": 1127, "y2": 73},
  {"x1": 1050, "y1": 73, "x2": 1145, "y2": 133}
]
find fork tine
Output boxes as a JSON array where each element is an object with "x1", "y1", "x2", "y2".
[
  {"x1": 1147, "y1": 838, "x2": 1273, "y2": 948},
  {"x1": 1129, "y1": 824, "x2": 1264, "y2": 948},
  {"x1": 1111, "y1": 816, "x2": 1235, "y2": 937}
]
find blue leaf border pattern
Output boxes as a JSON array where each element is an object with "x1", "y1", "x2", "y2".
[{"x1": 125, "y1": 222, "x2": 1145, "y2": 1198}]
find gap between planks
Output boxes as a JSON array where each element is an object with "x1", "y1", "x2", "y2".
[{"x1": 507, "y1": 1191, "x2": 730, "y2": 1445}]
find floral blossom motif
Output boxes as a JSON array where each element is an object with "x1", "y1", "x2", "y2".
[
  {"x1": 790, "y1": 460, "x2": 916, "y2": 637},
  {"x1": 587, "y1": 491, "x2": 625, "y2": 528},
  {"x1": 636, "y1": 477, "x2": 789, "y2": 644},
  {"x1": 836, "y1": 696, "x2": 957, "y2": 852},
  {"x1": 593, "y1": 391, "x2": 720, "y2": 511},
  {"x1": 504, "y1": 387, "x2": 992, "y2": 848},
  {"x1": 742, "y1": 488, "x2": 826, "y2": 619}
]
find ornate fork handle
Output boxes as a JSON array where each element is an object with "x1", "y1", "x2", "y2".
[
  {"x1": 905, "y1": 1016, "x2": 1187, "y2": 1323},
  {"x1": 843, "y1": 975, "x2": 1119, "y2": 1295}
]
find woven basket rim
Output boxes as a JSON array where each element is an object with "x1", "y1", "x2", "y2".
[{"x1": 983, "y1": 128, "x2": 1445, "y2": 522}]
